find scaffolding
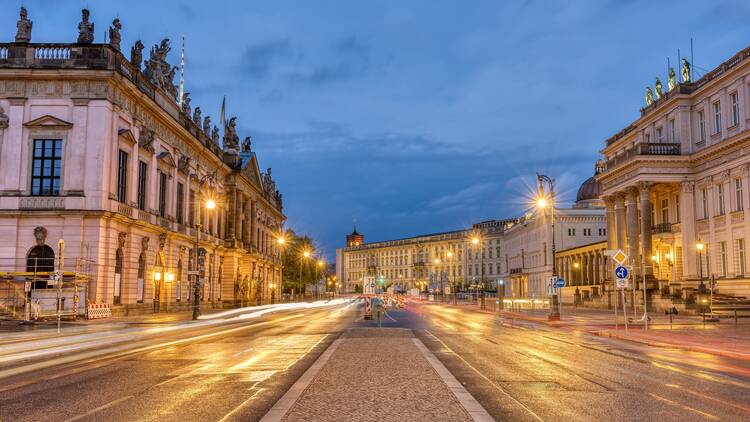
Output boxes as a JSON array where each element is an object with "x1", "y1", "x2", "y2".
[{"x1": 0, "y1": 257, "x2": 93, "y2": 321}]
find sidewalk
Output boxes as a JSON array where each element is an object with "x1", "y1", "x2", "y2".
[
  {"x1": 414, "y1": 299, "x2": 750, "y2": 361},
  {"x1": 262, "y1": 328, "x2": 492, "y2": 422}
]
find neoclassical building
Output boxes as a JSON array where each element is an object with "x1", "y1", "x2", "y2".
[
  {"x1": 0, "y1": 7, "x2": 284, "y2": 314},
  {"x1": 598, "y1": 42, "x2": 750, "y2": 300}
]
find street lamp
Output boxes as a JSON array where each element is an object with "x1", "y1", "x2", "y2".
[
  {"x1": 446, "y1": 251, "x2": 456, "y2": 304},
  {"x1": 470, "y1": 234, "x2": 485, "y2": 309},
  {"x1": 536, "y1": 172, "x2": 559, "y2": 321},
  {"x1": 193, "y1": 173, "x2": 218, "y2": 320},
  {"x1": 696, "y1": 241, "x2": 706, "y2": 293}
]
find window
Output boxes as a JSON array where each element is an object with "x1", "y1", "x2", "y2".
[
  {"x1": 176, "y1": 182, "x2": 184, "y2": 224},
  {"x1": 117, "y1": 150, "x2": 128, "y2": 203},
  {"x1": 701, "y1": 188, "x2": 709, "y2": 218},
  {"x1": 189, "y1": 189, "x2": 196, "y2": 226},
  {"x1": 644, "y1": 133, "x2": 651, "y2": 143},
  {"x1": 568, "y1": 228, "x2": 576, "y2": 236},
  {"x1": 583, "y1": 228, "x2": 591, "y2": 236},
  {"x1": 137, "y1": 161, "x2": 147, "y2": 210},
  {"x1": 738, "y1": 239, "x2": 746, "y2": 276},
  {"x1": 137, "y1": 253, "x2": 146, "y2": 303},
  {"x1": 661, "y1": 198, "x2": 669, "y2": 223},
  {"x1": 713, "y1": 101, "x2": 722, "y2": 134},
  {"x1": 720, "y1": 241, "x2": 728, "y2": 277},
  {"x1": 669, "y1": 119, "x2": 676, "y2": 142},
  {"x1": 656, "y1": 127, "x2": 663, "y2": 142},
  {"x1": 31, "y1": 139, "x2": 62, "y2": 196},
  {"x1": 735, "y1": 178, "x2": 743, "y2": 212},
  {"x1": 698, "y1": 110, "x2": 706, "y2": 142},
  {"x1": 158, "y1": 171, "x2": 167, "y2": 217},
  {"x1": 674, "y1": 194, "x2": 680, "y2": 223},
  {"x1": 598, "y1": 228, "x2": 607, "y2": 236},
  {"x1": 717, "y1": 184, "x2": 725, "y2": 215},
  {"x1": 731, "y1": 92, "x2": 740, "y2": 127}
]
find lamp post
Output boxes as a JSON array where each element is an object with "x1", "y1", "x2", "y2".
[
  {"x1": 447, "y1": 250, "x2": 456, "y2": 304},
  {"x1": 276, "y1": 234, "x2": 287, "y2": 304},
  {"x1": 299, "y1": 250, "x2": 310, "y2": 300},
  {"x1": 434, "y1": 258, "x2": 442, "y2": 302},
  {"x1": 536, "y1": 172, "x2": 560, "y2": 321},
  {"x1": 192, "y1": 175, "x2": 217, "y2": 321},
  {"x1": 471, "y1": 235, "x2": 485, "y2": 309}
]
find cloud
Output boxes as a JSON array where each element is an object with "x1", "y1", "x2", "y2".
[{"x1": 237, "y1": 39, "x2": 293, "y2": 79}]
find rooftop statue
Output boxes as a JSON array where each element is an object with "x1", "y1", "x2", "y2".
[
  {"x1": 242, "y1": 136, "x2": 252, "y2": 152},
  {"x1": 131, "y1": 40, "x2": 144, "y2": 69},
  {"x1": 181, "y1": 92, "x2": 191, "y2": 115},
  {"x1": 15, "y1": 7, "x2": 32, "y2": 43},
  {"x1": 77, "y1": 9, "x2": 94, "y2": 44},
  {"x1": 654, "y1": 77, "x2": 663, "y2": 99},
  {"x1": 681, "y1": 58, "x2": 691, "y2": 83},
  {"x1": 109, "y1": 18, "x2": 122, "y2": 51},
  {"x1": 193, "y1": 106, "x2": 202, "y2": 125},
  {"x1": 263, "y1": 168, "x2": 277, "y2": 194},
  {"x1": 211, "y1": 126, "x2": 220, "y2": 144},
  {"x1": 667, "y1": 67, "x2": 677, "y2": 91},
  {"x1": 143, "y1": 39, "x2": 179, "y2": 99},
  {"x1": 0, "y1": 105, "x2": 8, "y2": 129},
  {"x1": 645, "y1": 86, "x2": 654, "y2": 106},
  {"x1": 223, "y1": 117, "x2": 241, "y2": 152},
  {"x1": 203, "y1": 116, "x2": 211, "y2": 135}
]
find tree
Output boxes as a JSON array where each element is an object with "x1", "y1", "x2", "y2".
[{"x1": 280, "y1": 230, "x2": 321, "y2": 295}]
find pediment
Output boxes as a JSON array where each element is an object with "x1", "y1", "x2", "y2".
[
  {"x1": 157, "y1": 151, "x2": 177, "y2": 168},
  {"x1": 24, "y1": 115, "x2": 73, "y2": 130},
  {"x1": 117, "y1": 128, "x2": 137, "y2": 145},
  {"x1": 240, "y1": 153, "x2": 263, "y2": 188}
]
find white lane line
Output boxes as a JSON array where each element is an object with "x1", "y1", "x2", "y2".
[
  {"x1": 412, "y1": 338, "x2": 494, "y2": 422},
  {"x1": 62, "y1": 395, "x2": 133, "y2": 422},
  {"x1": 424, "y1": 330, "x2": 546, "y2": 422},
  {"x1": 218, "y1": 387, "x2": 267, "y2": 422},
  {"x1": 259, "y1": 337, "x2": 343, "y2": 422}
]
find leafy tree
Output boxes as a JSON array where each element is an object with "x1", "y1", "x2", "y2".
[{"x1": 280, "y1": 230, "x2": 323, "y2": 295}]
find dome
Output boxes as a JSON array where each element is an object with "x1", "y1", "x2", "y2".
[{"x1": 576, "y1": 176, "x2": 602, "y2": 203}]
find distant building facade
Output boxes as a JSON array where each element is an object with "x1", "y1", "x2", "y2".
[
  {"x1": 0, "y1": 7, "x2": 285, "y2": 313},
  {"x1": 598, "y1": 42, "x2": 750, "y2": 300}
]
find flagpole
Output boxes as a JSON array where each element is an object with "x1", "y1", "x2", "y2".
[{"x1": 179, "y1": 35, "x2": 185, "y2": 106}]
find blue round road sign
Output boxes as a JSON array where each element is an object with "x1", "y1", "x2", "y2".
[
  {"x1": 615, "y1": 265, "x2": 629, "y2": 279},
  {"x1": 554, "y1": 278, "x2": 565, "y2": 288}
]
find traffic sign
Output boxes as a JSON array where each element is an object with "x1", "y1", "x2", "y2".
[
  {"x1": 614, "y1": 265, "x2": 629, "y2": 279},
  {"x1": 615, "y1": 278, "x2": 627, "y2": 289},
  {"x1": 612, "y1": 250, "x2": 628, "y2": 265},
  {"x1": 554, "y1": 278, "x2": 565, "y2": 288}
]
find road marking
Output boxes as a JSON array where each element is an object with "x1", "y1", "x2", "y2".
[
  {"x1": 648, "y1": 393, "x2": 719, "y2": 420},
  {"x1": 259, "y1": 336, "x2": 343, "y2": 422},
  {"x1": 218, "y1": 387, "x2": 267, "y2": 422},
  {"x1": 62, "y1": 395, "x2": 133, "y2": 422},
  {"x1": 423, "y1": 329, "x2": 546, "y2": 422},
  {"x1": 412, "y1": 337, "x2": 494, "y2": 422}
]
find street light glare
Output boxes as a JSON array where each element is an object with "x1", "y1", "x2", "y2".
[
  {"x1": 205, "y1": 199, "x2": 216, "y2": 210},
  {"x1": 471, "y1": 237, "x2": 480, "y2": 245},
  {"x1": 303, "y1": 250, "x2": 311, "y2": 258},
  {"x1": 277, "y1": 236, "x2": 286, "y2": 245},
  {"x1": 696, "y1": 242, "x2": 705, "y2": 251},
  {"x1": 536, "y1": 197, "x2": 548, "y2": 209}
]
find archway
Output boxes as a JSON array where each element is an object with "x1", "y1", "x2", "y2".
[{"x1": 27, "y1": 245, "x2": 55, "y2": 289}]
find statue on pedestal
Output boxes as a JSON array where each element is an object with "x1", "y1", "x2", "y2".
[
  {"x1": 681, "y1": 58, "x2": 691, "y2": 83},
  {"x1": 242, "y1": 136, "x2": 252, "y2": 152},
  {"x1": 143, "y1": 39, "x2": 179, "y2": 99},
  {"x1": 109, "y1": 18, "x2": 122, "y2": 51},
  {"x1": 203, "y1": 116, "x2": 211, "y2": 135},
  {"x1": 211, "y1": 126, "x2": 220, "y2": 144},
  {"x1": 645, "y1": 86, "x2": 654, "y2": 106},
  {"x1": 193, "y1": 107, "x2": 202, "y2": 125},
  {"x1": 131, "y1": 40, "x2": 144, "y2": 69},
  {"x1": 654, "y1": 77, "x2": 663, "y2": 99},
  {"x1": 181, "y1": 92, "x2": 191, "y2": 115},
  {"x1": 223, "y1": 117, "x2": 240, "y2": 152},
  {"x1": 15, "y1": 7, "x2": 32, "y2": 43},
  {"x1": 667, "y1": 67, "x2": 677, "y2": 91},
  {"x1": 77, "y1": 9, "x2": 94, "y2": 44}
]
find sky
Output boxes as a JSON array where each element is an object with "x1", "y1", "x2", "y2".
[{"x1": 5, "y1": 0, "x2": 750, "y2": 260}]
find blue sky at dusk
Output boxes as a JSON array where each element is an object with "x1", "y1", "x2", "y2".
[{"x1": 6, "y1": 1, "x2": 750, "y2": 259}]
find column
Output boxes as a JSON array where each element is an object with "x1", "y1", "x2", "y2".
[
  {"x1": 251, "y1": 200, "x2": 258, "y2": 248},
  {"x1": 234, "y1": 191, "x2": 242, "y2": 242},
  {"x1": 604, "y1": 196, "x2": 616, "y2": 250},
  {"x1": 227, "y1": 188, "x2": 236, "y2": 240},
  {"x1": 615, "y1": 193, "x2": 627, "y2": 251},
  {"x1": 679, "y1": 181, "x2": 697, "y2": 280},
  {"x1": 243, "y1": 197, "x2": 252, "y2": 246},
  {"x1": 638, "y1": 182, "x2": 653, "y2": 276},
  {"x1": 625, "y1": 187, "x2": 640, "y2": 274}
]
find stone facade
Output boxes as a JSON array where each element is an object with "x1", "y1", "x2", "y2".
[
  {"x1": 598, "y1": 41, "x2": 750, "y2": 299},
  {"x1": 0, "y1": 16, "x2": 284, "y2": 312}
]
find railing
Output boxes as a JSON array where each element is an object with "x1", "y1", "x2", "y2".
[
  {"x1": 158, "y1": 217, "x2": 172, "y2": 230},
  {"x1": 509, "y1": 267, "x2": 523, "y2": 275},
  {"x1": 137, "y1": 209, "x2": 152, "y2": 224},
  {"x1": 117, "y1": 202, "x2": 133, "y2": 217},
  {"x1": 651, "y1": 223, "x2": 674, "y2": 234},
  {"x1": 638, "y1": 142, "x2": 681, "y2": 155},
  {"x1": 34, "y1": 46, "x2": 70, "y2": 60},
  {"x1": 19, "y1": 197, "x2": 65, "y2": 210}
]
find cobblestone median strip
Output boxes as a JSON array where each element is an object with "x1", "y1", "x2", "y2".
[
  {"x1": 412, "y1": 337, "x2": 494, "y2": 422},
  {"x1": 262, "y1": 328, "x2": 489, "y2": 422}
]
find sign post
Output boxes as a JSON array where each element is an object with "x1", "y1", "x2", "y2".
[{"x1": 614, "y1": 265, "x2": 629, "y2": 334}]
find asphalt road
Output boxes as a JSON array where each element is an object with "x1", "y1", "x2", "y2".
[
  {"x1": 0, "y1": 303, "x2": 361, "y2": 422},
  {"x1": 4, "y1": 300, "x2": 750, "y2": 421},
  {"x1": 396, "y1": 302, "x2": 750, "y2": 422}
]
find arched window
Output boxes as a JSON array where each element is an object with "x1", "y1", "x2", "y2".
[
  {"x1": 137, "y1": 253, "x2": 145, "y2": 303},
  {"x1": 114, "y1": 248, "x2": 123, "y2": 304},
  {"x1": 27, "y1": 245, "x2": 55, "y2": 288}
]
